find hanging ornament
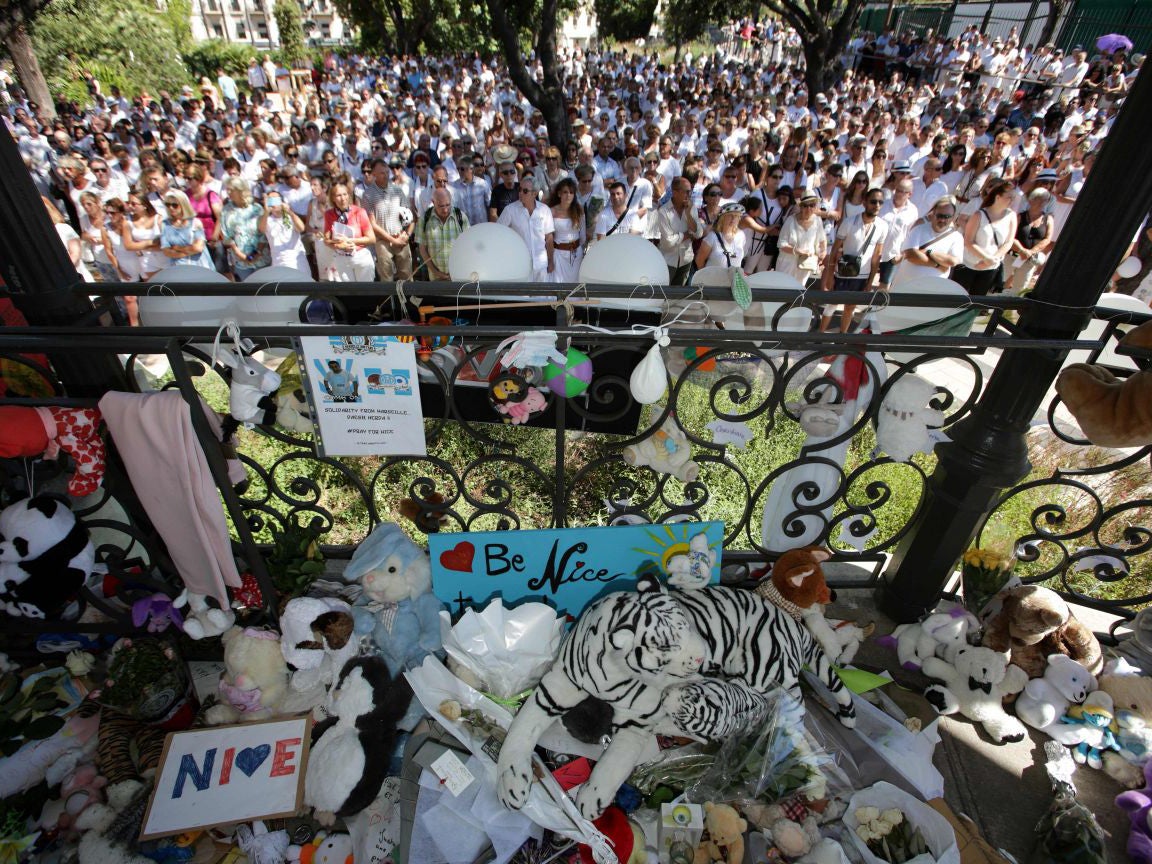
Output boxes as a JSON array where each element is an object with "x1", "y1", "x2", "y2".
[{"x1": 630, "y1": 328, "x2": 671, "y2": 405}]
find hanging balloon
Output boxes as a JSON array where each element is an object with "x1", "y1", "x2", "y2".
[
  {"x1": 542, "y1": 347, "x2": 593, "y2": 397},
  {"x1": 1117, "y1": 256, "x2": 1143, "y2": 280},
  {"x1": 629, "y1": 330, "x2": 671, "y2": 404}
]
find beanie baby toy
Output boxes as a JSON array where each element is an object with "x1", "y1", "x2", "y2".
[
  {"x1": 0, "y1": 494, "x2": 95, "y2": 619},
  {"x1": 981, "y1": 584, "x2": 1102, "y2": 679},
  {"x1": 875, "y1": 374, "x2": 946, "y2": 463},
  {"x1": 0, "y1": 406, "x2": 106, "y2": 497},
  {"x1": 205, "y1": 626, "x2": 289, "y2": 724},
  {"x1": 1117, "y1": 759, "x2": 1152, "y2": 864},
  {"x1": 1055, "y1": 319, "x2": 1152, "y2": 448}
]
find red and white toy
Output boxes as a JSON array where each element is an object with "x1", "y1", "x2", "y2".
[{"x1": 0, "y1": 406, "x2": 106, "y2": 497}]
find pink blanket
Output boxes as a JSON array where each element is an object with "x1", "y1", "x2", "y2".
[{"x1": 99, "y1": 390, "x2": 243, "y2": 604}]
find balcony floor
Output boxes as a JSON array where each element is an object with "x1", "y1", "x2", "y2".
[{"x1": 832, "y1": 583, "x2": 1132, "y2": 864}]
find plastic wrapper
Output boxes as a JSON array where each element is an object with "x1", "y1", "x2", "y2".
[
  {"x1": 403, "y1": 656, "x2": 614, "y2": 864},
  {"x1": 438, "y1": 600, "x2": 566, "y2": 701},
  {"x1": 844, "y1": 782, "x2": 960, "y2": 864}
]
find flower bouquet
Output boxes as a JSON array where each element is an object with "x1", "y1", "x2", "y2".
[
  {"x1": 852, "y1": 807, "x2": 929, "y2": 864},
  {"x1": 960, "y1": 530, "x2": 1017, "y2": 617},
  {"x1": 90, "y1": 638, "x2": 197, "y2": 729},
  {"x1": 845, "y1": 782, "x2": 959, "y2": 864}
]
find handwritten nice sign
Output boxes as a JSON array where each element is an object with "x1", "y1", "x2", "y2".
[
  {"x1": 140, "y1": 717, "x2": 311, "y2": 839},
  {"x1": 430, "y1": 522, "x2": 724, "y2": 616}
]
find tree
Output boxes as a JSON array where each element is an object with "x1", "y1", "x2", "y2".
[
  {"x1": 594, "y1": 0, "x2": 658, "y2": 42},
  {"x1": 333, "y1": 0, "x2": 492, "y2": 55},
  {"x1": 662, "y1": 0, "x2": 724, "y2": 60},
  {"x1": 486, "y1": 0, "x2": 572, "y2": 145},
  {"x1": 1, "y1": 0, "x2": 60, "y2": 118},
  {"x1": 760, "y1": 0, "x2": 868, "y2": 97},
  {"x1": 1038, "y1": 0, "x2": 1068, "y2": 46},
  {"x1": 163, "y1": 0, "x2": 193, "y2": 52},
  {"x1": 273, "y1": 0, "x2": 305, "y2": 64}
]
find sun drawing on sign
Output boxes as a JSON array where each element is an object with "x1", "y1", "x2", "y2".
[{"x1": 632, "y1": 524, "x2": 709, "y2": 575}]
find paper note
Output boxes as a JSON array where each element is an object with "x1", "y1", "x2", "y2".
[{"x1": 431, "y1": 751, "x2": 475, "y2": 796}]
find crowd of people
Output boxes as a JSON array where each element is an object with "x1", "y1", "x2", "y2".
[{"x1": 5, "y1": 19, "x2": 1144, "y2": 329}]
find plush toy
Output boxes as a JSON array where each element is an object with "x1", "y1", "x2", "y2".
[
  {"x1": 175, "y1": 590, "x2": 236, "y2": 640},
  {"x1": 1097, "y1": 657, "x2": 1152, "y2": 788},
  {"x1": 305, "y1": 656, "x2": 413, "y2": 825},
  {"x1": 657, "y1": 678, "x2": 772, "y2": 741},
  {"x1": 131, "y1": 594, "x2": 183, "y2": 633},
  {"x1": 1060, "y1": 690, "x2": 1120, "y2": 769},
  {"x1": 0, "y1": 494, "x2": 95, "y2": 619},
  {"x1": 1055, "y1": 319, "x2": 1152, "y2": 448},
  {"x1": 787, "y1": 389, "x2": 847, "y2": 438},
  {"x1": 577, "y1": 806, "x2": 649, "y2": 864},
  {"x1": 205, "y1": 627, "x2": 289, "y2": 724},
  {"x1": 75, "y1": 779, "x2": 154, "y2": 864},
  {"x1": 288, "y1": 832, "x2": 354, "y2": 864},
  {"x1": 922, "y1": 645, "x2": 1029, "y2": 744},
  {"x1": 38, "y1": 762, "x2": 108, "y2": 840},
  {"x1": 981, "y1": 585, "x2": 1103, "y2": 679},
  {"x1": 213, "y1": 321, "x2": 282, "y2": 438},
  {"x1": 1015, "y1": 653, "x2": 1097, "y2": 743},
  {"x1": 881, "y1": 607, "x2": 981, "y2": 671},
  {"x1": 280, "y1": 597, "x2": 359, "y2": 693},
  {"x1": 398, "y1": 491, "x2": 450, "y2": 533},
  {"x1": 346, "y1": 522, "x2": 444, "y2": 678},
  {"x1": 1116, "y1": 759, "x2": 1152, "y2": 864},
  {"x1": 0, "y1": 406, "x2": 106, "y2": 497},
  {"x1": 622, "y1": 418, "x2": 700, "y2": 483},
  {"x1": 490, "y1": 373, "x2": 548, "y2": 425},
  {"x1": 875, "y1": 374, "x2": 946, "y2": 462},
  {"x1": 693, "y1": 802, "x2": 747, "y2": 864},
  {"x1": 754, "y1": 546, "x2": 869, "y2": 664},
  {"x1": 666, "y1": 532, "x2": 717, "y2": 590},
  {"x1": 767, "y1": 814, "x2": 822, "y2": 860}
]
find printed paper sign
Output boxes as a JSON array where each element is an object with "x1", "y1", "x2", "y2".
[
  {"x1": 140, "y1": 717, "x2": 311, "y2": 839},
  {"x1": 430, "y1": 521, "x2": 724, "y2": 616},
  {"x1": 297, "y1": 334, "x2": 426, "y2": 457}
]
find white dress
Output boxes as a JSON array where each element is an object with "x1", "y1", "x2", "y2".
[
  {"x1": 1051, "y1": 167, "x2": 1084, "y2": 242},
  {"x1": 549, "y1": 215, "x2": 583, "y2": 284},
  {"x1": 265, "y1": 216, "x2": 309, "y2": 273}
]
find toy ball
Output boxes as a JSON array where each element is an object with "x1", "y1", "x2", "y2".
[{"x1": 542, "y1": 347, "x2": 593, "y2": 397}]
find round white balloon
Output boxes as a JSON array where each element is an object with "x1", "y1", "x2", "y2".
[
  {"x1": 1116, "y1": 256, "x2": 1143, "y2": 279},
  {"x1": 580, "y1": 235, "x2": 667, "y2": 309},
  {"x1": 241, "y1": 266, "x2": 313, "y2": 325},
  {"x1": 138, "y1": 268, "x2": 237, "y2": 328},
  {"x1": 872, "y1": 276, "x2": 969, "y2": 334},
  {"x1": 746, "y1": 270, "x2": 811, "y2": 332},
  {"x1": 448, "y1": 223, "x2": 532, "y2": 282}
]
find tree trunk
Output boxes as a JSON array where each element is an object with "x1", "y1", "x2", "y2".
[
  {"x1": 1038, "y1": 0, "x2": 1065, "y2": 45},
  {"x1": 5, "y1": 23, "x2": 55, "y2": 120},
  {"x1": 803, "y1": 37, "x2": 830, "y2": 98}
]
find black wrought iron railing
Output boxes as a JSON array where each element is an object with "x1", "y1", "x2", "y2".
[{"x1": 2, "y1": 280, "x2": 1148, "y2": 644}]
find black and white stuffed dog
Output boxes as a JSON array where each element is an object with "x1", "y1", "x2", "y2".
[
  {"x1": 0, "y1": 494, "x2": 94, "y2": 618},
  {"x1": 304, "y1": 656, "x2": 413, "y2": 824}
]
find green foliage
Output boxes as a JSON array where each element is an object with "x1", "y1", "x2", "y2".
[
  {"x1": 273, "y1": 0, "x2": 306, "y2": 64},
  {"x1": 662, "y1": 0, "x2": 725, "y2": 50},
  {"x1": 182, "y1": 39, "x2": 261, "y2": 83},
  {"x1": 163, "y1": 0, "x2": 194, "y2": 51},
  {"x1": 266, "y1": 515, "x2": 327, "y2": 599},
  {"x1": 0, "y1": 673, "x2": 67, "y2": 758},
  {"x1": 30, "y1": 0, "x2": 187, "y2": 102},
  {"x1": 594, "y1": 0, "x2": 658, "y2": 42},
  {"x1": 334, "y1": 0, "x2": 496, "y2": 54}
]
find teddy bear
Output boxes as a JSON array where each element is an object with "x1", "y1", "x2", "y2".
[
  {"x1": 1015, "y1": 653, "x2": 1097, "y2": 743},
  {"x1": 37, "y1": 762, "x2": 108, "y2": 840},
  {"x1": 205, "y1": 627, "x2": 289, "y2": 724},
  {"x1": 880, "y1": 607, "x2": 980, "y2": 671},
  {"x1": 0, "y1": 406, "x2": 107, "y2": 498},
  {"x1": 75, "y1": 779, "x2": 154, "y2": 864},
  {"x1": 280, "y1": 597, "x2": 359, "y2": 694},
  {"x1": 305, "y1": 657, "x2": 413, "y2": 826},
  {"x1": 1116, "y1": 759, "x2": 1152, "y2": 864},
  {"x1": 622, "y1": 418, "x2": 700, "y2": 483},
  {"x1": 1097, "y1": 657, "x2": 1152, "y2": 788},
  {"x1": 1055, "y1": 318, "x2": 1152, "y2": 448},
  {"x1": 981, "y1": 584, "x2": 1102, "y2": 679},
  {"x1": 754, "y1": 546, "x2": 869, "y2": 664},
  {"x1": 345, "y1": 523, "x2": 444, "y2": 679},
  {"x1": 922, "y1": 645, "x2": 1029, "y2": 744},
  {"x1": 875, "y1": 374, "x2": 946, "y2": 463},
  {"x1": 1062, "y1": 690, "x2": 1120, "y2": 769},
  {"x1": 694, "y1": 802, "x2": 747, "y2": 864},
  {"x1": 0, "y1": 494, "x2": 95, "y2": 619},
  {"x1": 175, "y1": 591, "x2": 236, "y2": 640}
]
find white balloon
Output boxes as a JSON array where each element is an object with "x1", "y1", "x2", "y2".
[
  {"x1": 872, "y1": 276, "x2": 969, "y2": 334},
  {"x1": 580, "y1": 235, "x2": 667, "y2": 309},
  {"x1": 630, "y1": 341, "x2": 669, "y2": 404},
  {"x1": 746, "y1": 270, "x2": 811, "y2": 332},
  {"x1": 1117, "y1": 256, "x2": 1143, "y2": 279},
  {"x1": 138, "y1": 267, "x2": 237, "y2": 328},
  {"x1": 1097, "y1": 291, "x2": 1151, "y2": 315},
  {"x1": 448, "y1": 223, "x2": 532, "y2": 282},
  {"x1": 241, "y1": 266, "x2": 313, "y2": 326}
]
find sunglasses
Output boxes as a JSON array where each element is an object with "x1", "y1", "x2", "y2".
[
  {"x1": 92, "y1": 167, "x2": 109, "y2": 173},
  {"x1": 866, "y1": 198, "x2": 884, "y2": 205},
  {"x1": 501, "y1": 170, "x2": 517, "y2": 176},
  {"x1": 165, "y1": 201, "x2": 181, "y2": 208},
  {"x1": 705, "y1": 191, "x2": 721, "y2": 198},
  {"x1": 934, "y1": 213, "x2": 955, "y2": 220}
]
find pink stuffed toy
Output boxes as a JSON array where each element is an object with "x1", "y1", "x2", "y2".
[
  {"x1": 1118, "y1": 760, "x2": 1152, "y2": 864},
  {"x1": 0, "y1": 406, "x2": 106, "y2": 497}
]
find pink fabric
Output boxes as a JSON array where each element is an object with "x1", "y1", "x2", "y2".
[{"x1": 98, "y1": 390, "x2": 241, "y2": 604}]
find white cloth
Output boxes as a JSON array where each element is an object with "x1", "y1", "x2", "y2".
[
  {"x1": 891, "y1": 223, "x2": 964, "y2": 287},
  {"x1": 497, "y1": 201, "x2": 554, "y2": 274}
]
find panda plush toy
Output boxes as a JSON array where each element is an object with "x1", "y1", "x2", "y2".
[{"x1": 0, "y1": 495, "x2": 95, "y2": 619}]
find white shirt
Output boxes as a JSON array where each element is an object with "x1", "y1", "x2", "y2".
[
  {"x1": 911, "y1": 178, "x2": 949, "y2": 218},
  {"x1": 878, "y1": 200, "x2": 920, "y2": 262},
  {"x1": 654, "y1": 201, "x2": 703, "y2": 267},
  {"x1": 835, "y1": 214, "x2": 889, "y2": 278},
  {"x1": 891, "y1": 222, "x2": 965, "y2": 286},
  {"x1": 497, "y1": 200, "x2": 554, "y2": 272},
  {"x1": 595, "y1": 206, "x2": 643, "y2": 238}
]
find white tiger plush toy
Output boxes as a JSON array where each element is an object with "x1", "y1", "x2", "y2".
[
  {"x1": 497, "y1": 576, "x2": 707, "y2": 820},
  {"x1": 657, "y1": 678, "x2": 773, "y2": 741},
  {"x1": 674, "y1": 585, "x2": 856, "y2": 728}
]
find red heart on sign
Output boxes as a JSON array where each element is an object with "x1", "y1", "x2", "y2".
[{"x1": 439, "y1": 541, "x2": 475, "y2": 573}]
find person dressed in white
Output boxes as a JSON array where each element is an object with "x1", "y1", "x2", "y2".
[
  {"x1": 655, "y1": 177, "x2": 704, "y2": 285},
  {"x1": 595, "y1": 182, "x2": 644, "y2": 240},
  {"x1": 547, "y1": 178, "x2": 584, "y2": 284},
  {"x1": 777, "y1": 194, "x2": 827, "y2": 287},
  {"x1": 695, "y1": 202, "x2": 748, "y2": 272},
  {"x1": 497, "y1": 175, "x2": 555, "y2": 280},
  {"x1": 822, "y1": 190, "x2": 889, "y2": 333},
  {"x1": 259, "y1": 192, "x2": 309, "y2": 273},
  {"x1": 876, "y1": 179, "x2": 919, "y2": 287},
  {"x1": 890, "y1": 196, "x2": 964, "y2": 288}
]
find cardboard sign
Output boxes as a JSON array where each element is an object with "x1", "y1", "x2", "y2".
[
  {"x1": 297, "y1": 334, "x2": 426, "y2": 457},
  {"x1": 429, "y1": 522, "x2": 724, "y2": 616},
  {"x1": 140, "y1": 717, "x2": 311, "y2": 839}
]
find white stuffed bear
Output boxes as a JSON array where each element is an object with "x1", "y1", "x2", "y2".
[
  {"x1": 206, "y1": 627, "x2": 290, "y2": 724},
  {"x1": 76, "y1": 780, "x2": 152, "y2": 864},
  {"x1": 1015, "y1": 653, "x2": 1097, "y2": 744},
  {"x1": 621, "y1": 418, "x2": 700, "y2": 483},
  {"x1": 176, "y1": 590, "x2": 236, "y2": 640},
  {"x1": 885, "y1": 607, "x2": 980, "y2": 670},
  {"x1": 922, "y1": 645, "x2": 1029, "y2": 744},
  {"x1": 876, "y1": 374, "x2": 946, "y2": 463},
  {"x1": 280, "y1": 597, "x2": 360, "y2": 693}
]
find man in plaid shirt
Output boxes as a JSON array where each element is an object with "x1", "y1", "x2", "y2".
[
  {"x1": 363, "y1": 157, "x2": 414, "y2": 280},
  {"x1": 416, "y1": 189, "x2": 469, "y2": 280},
  {"x1": 450, "y1": 155, "x2": 490, "y2": 227}
]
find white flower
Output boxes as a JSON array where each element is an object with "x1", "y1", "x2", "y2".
[
  {"x1": 881, "y1": 809, "x2": 904, "y2": 827},
  {"x1": 66, "y1": 651, "x2": 96, "y2": 677},
  {"x1": 856, "y1": 806, "x2": 880, "y2": 825},
  {"x1": 868, "y1": 819, "x2": 891, "y2": 838},
  {"x1": 856, "y1": 827, "x2": 874, "y2": 843}
]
